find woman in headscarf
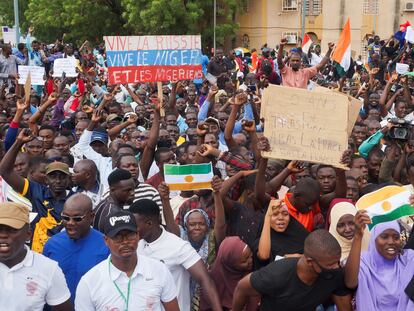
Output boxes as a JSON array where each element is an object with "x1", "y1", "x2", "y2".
[
  {"x1": 253, "y1": 199, "x2": 309, "y2": 269},
  {"x1": 201, "y1": 236, "x2": 257, "y2": 311},
  {"x1": 328, "y1": 201, "x2": 369, "y2": 264},
  {"x1": 159, "y1": 177, "x2": 226, "y2": 311},
  {"x1": 344, "y1": 217, "x2": 414, "y2": 310}
]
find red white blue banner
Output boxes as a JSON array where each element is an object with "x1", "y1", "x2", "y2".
[{"x1": 104, "y1": 35, "x2": 203, "y2": 84}]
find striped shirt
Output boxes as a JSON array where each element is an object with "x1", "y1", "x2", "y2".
[{"x1": 102, "y1": 182, "x2": 162, "y2": 211}]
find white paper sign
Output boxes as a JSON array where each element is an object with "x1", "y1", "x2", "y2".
[
  {"x1": 18, "y1": 66, "x2": 45, "y2": 85},
  {"x1": 396, "y1": 63, "x2": 409, "y2": 75},
  {"x1": 53, "y1": 58, "x2": 78, "y2": 77}
]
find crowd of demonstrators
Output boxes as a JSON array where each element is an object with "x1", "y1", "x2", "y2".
[{"x1": 3, "y1": 27, "x2": 414, "y2": 311}]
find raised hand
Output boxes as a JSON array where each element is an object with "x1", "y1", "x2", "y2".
[
  {"x1": 242, "y1": 119, "x2": 256, "y2": 132},
  {"x1": 17, "y1": 128, "x2": 34, "y2": 144},
  {"x1": 127, "y1": 113, "x2": 138, "y2": 124},
  {"x1": 354, "y1": 210, "x2": 371, "y2": 237},
  {"x1": 257, "y1": 136, "x2": 271, "y2": 152},
  {"x1": 287, "y1": 161, "x2": 306, "y2": 173},
  {"x1": 211, "y1": 176, "x2": 223, "y2": 193},
  {"x1": 158, "y1": 182, "x2": 170, "y2": 200},
  {"x1": 91, "y1": 109, "x2": 103, "y2": 123},
  {"x1": 197, "y1": 123, "x2": 209, "y2": 137},
  {"x1": 234, "y1": 92, "x2": 248, "y2": 106}
]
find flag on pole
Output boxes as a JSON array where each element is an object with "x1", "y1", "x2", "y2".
[
  {"x1": 164, "y1": 163, "x2": 213, "y2": 191},
  {"x1": 356, "y1": 186, "x2": 414, "y2": 229},
  {"x1": 332, "y1": 18, "x2": 351, "y2": 77},
  {"x1": 395, "y1": 21, "x2": 411, "y2": 48},
  {"x1": 302, "y1": 33, "x2": 313, "y2": 54}
]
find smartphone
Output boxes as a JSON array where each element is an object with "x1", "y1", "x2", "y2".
[{"x1": 248, "y1": 85, "x2": 257, "y2": 93}]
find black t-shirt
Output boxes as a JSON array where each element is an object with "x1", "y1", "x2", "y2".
[{"x1": 250, "y1": 258, "x2": 350, "y2": 311}]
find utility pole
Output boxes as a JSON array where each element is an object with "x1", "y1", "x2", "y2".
[
  {"x1": 301, "y1": 0, "x2": 306, "y2": 40},
  {"x1": 213, "y1": 0, "x2": 216, "y2": 54},
  {"x1": 14, "y1": 0, "x2": 20, "y2": 45}
]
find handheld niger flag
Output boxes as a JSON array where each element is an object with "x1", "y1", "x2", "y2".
[
  {"x1": 356, "y1": 186, "x2": 414, "y2": 230},
  {"x1": 164, "y1": 163, "x2": 213, "y2": 191},
  {"x1": 332, "y1": 18, "x2": 351, "y2": 77}
]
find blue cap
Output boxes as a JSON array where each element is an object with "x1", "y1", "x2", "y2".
[{"x1": 90, "y1": 131, "x2": 108, "y2": 145}]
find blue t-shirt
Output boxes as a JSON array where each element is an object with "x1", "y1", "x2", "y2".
[{"x1": 43, "y1": 228, "x2": 110, "y2": 301}]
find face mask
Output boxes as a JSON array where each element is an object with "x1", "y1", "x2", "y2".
[
  {"x1": 313, "y1": 259, "x2": 342, "y2": 280},
  {"x1": 318, "y1": 266, "x2": 342, "y2": 280}
]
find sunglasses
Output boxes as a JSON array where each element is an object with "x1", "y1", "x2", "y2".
[{"x1": 61, "y1": 214, "x2": 88, "y2": 222}]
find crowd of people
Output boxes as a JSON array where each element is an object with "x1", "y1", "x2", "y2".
[{"x1": 1, "y1": 26, "x2": 414, "y2": 311}]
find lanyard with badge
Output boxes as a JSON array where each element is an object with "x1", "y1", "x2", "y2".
[{"x1": 109, "y1": 258, "x2": 132, "y2": 311}]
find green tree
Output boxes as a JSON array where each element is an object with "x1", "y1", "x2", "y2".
[
  {"x1": 7, "y1": 0, "x2": 247, "y2": 46},
  {"x1": 25, "y1": 0, "x2": 129, "y2": 44},
  {"x1": 0, "y1": 0, "x2": 29, "y2": 35},
  {"x1": 121, "y1": 0, "x2": 246, "y2": 48}
]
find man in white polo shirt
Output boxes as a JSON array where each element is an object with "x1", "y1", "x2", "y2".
[
  {"x1": 0, "y1": 202, "x2": 72, "y2": 311},
  {"x1": 75, "y1": 209, "x2": 179, "y2": 311},
  {"x1": 130, "y1": 199, "x2": 222, "y2": 311}
]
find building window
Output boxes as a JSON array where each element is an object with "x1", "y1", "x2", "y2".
[
  {"x1": 282, "y1": 32, "x2": 298, "y2": 44},
  {"x1": 305, "y1": 0, "x2": 322, "y2": 16},
  {"x1": 282, "y1": 0, "x2": 298, "y2": 11},
  {"x1": 363, "y1": 0, "x2": 379, "y2": 15}
]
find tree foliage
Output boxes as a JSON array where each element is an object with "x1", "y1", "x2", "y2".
[{"x1": 3, "y1": 0, "x2": 247, "y2": 46}]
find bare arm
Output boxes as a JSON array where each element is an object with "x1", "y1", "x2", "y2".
[
  {"x1": 232, "y1": 274, "x2": 260, "y2": 311},
  {"x1": 277, "y1": 39, "x2": 287, "y2": 70},
  {"x1": 162, "y1": 299, "x2": 180, "y2": 311},
  {"x1": 331, "y1": 295, "x2": 352, "y2": 311},
  {"x1": 158, "y1": 182, "x2": 180, "y2": 237},
  {"x1": 257, "y1": 201, "x2": 276, "y2": 261},
  {"x1": 28, "y1": 93, "x2": 57, "y2": 134},
  {"x1": 212, "y1": 177, "x2": 226, "y2": 246},
  {"x1": 316, "y1": 42, "x2": 334, "y2": 72},
  {"x1": 188, "y1": 260, "x2": 222, "y2": 311},
  {"x1": 344, "y1": 210, "x2": 370, "y2": 289},
  {"x1": 379, "y1": 78, "x2": 393, "y2": 117},
  {"x1": 0, "y1": 130, "x2": 32, "y2": 194},
  {"x1": 224, "y1": 102, "x2": 240, "y2": 150},
  {"x1": 140, "y1": 103, "x2": 160, "y2": 180},
  {"x1": 50, "y1": 300, "x2": 73, "y2": 311},
  {"x1": 107, "y1": 115, "x2": 137, "y2": 141}
]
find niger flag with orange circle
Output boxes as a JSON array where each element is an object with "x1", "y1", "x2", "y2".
[{"x1": 356, "y1": 186, "x2": 414, "y2": 230}]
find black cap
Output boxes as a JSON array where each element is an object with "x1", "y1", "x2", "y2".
[{"x1": 103, "y1": 210, "x2": 137, "y2": 238}]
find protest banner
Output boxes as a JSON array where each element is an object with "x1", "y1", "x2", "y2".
[
  {"x1": 104, "y1": 35, "x2": 203, "y2": 84},
  {"x1": 52, "y1": 58, "x2": 78, "y2": 77},
  {"x1": 18, "y1": 66, "x2": 45, "y2": 85},
  {"x1": 261, "y1": 85, "x2": 349, "y2": 168}
]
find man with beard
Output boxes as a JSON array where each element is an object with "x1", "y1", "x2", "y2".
[{"x1": 278, "y1": 38, "x2": 334, "y2": 89}]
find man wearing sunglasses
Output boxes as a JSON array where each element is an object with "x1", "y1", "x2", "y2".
[
  {"x1": 75, "y1": 209, "x2": 179, "y2": 311},
  {"x1": 43, "y1": 193, "x2": 109, "y2": 303}
]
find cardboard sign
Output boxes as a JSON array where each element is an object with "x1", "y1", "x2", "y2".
[
  {"x1": 313, "y1": 85, "x2": 361, "y2": 135},
  {"x1": 261, "y1": 85, "x2": 349, "y2": 168},
  {"x1": 104, "y1": 35, "x2": 203, "y2": 84},
  {"x1": 18, "y1": 66, "x2": 45, "y2": 85},
  {"x1": 53, "y1": 58, "x2": 78, "y2": 77}
]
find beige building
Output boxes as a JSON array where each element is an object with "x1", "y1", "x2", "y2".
[{"x1": 235, "y1": 0, "x2": 414, "y2": 59}]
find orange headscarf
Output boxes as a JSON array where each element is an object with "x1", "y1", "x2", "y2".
[{"x1": 284, "y1": 193, "x2": 321, "y2": 232}]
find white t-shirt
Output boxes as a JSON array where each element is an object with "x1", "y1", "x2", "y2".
[
  {"x1": 75, "y1": 255, "x2": 177, "y2": 311},
  {"x1": 0, "y1": 247, "x2": 70, "y2": 311},
  {"x1": 137, "y1": 227, "x2": 201, "y2": 311}
]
